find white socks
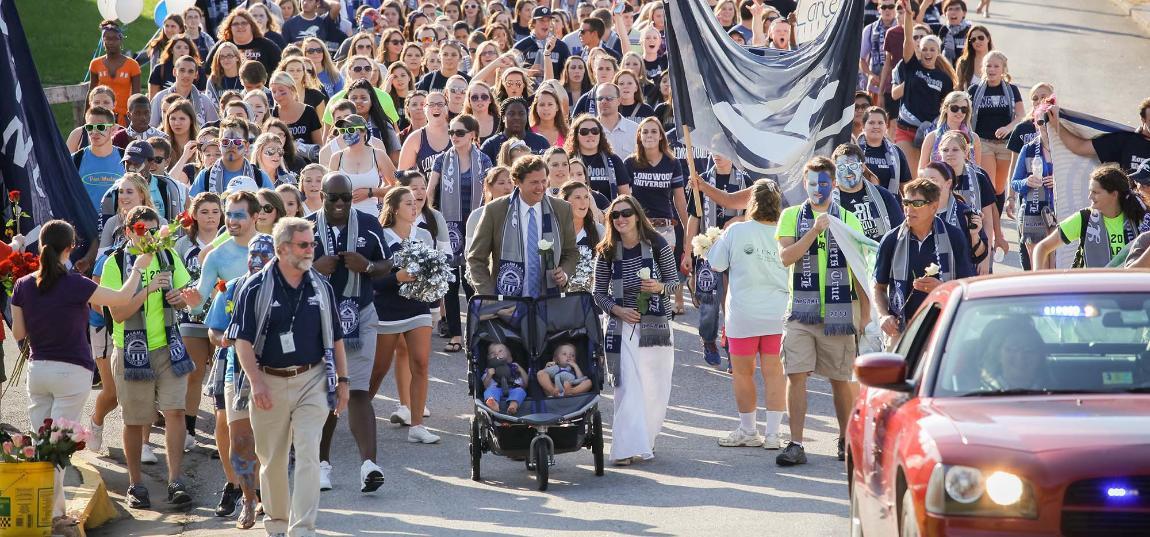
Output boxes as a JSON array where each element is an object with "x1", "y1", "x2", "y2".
[
  {"x1": 764, "y1": 411, "x2": 784, "y2": 436},
  {"x1": 738, "y1": 411, "x2": 757, "y2": 433}
]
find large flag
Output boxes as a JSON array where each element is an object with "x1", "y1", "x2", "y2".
[
  {"x1": 665, "y1": 0, "x2": 865, "y2": 204},
  {"x1": 0, "y1": 0, "x2": 100, "y2": 256}
]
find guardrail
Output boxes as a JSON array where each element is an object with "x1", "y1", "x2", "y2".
[{"x1": 43, "y1": 83, "x2": 90, "y2": 127}]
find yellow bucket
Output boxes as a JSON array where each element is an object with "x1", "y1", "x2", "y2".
[{"x1": 0, "y1": 461, "x2": 54, "y2": 537}]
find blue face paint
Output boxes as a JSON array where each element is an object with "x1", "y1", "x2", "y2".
[
  {"x1": 836, "y1": 157, "x2": 863, "y2": 189},
  {"x1": 806, "y1": 171, "x2": 833, "y2": 203},
  {"x1": 343, "y1": 131, "x2": 363, "y2": 146}
]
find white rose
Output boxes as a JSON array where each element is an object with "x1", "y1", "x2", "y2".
[
  {"x1": 691, "y1": 235, "x2": 712, "y2": 257},
  {"x1": 705, "y1": 226, "x2": 723, "y2": 241},
  {"x1": 537, "y1": 239, "x2": 553, "y2": 251},
  {"x1": 924, "y1": 263, "x2": 940, "y2": 277},
  {"x1": 637, "y1": 267, "x2": 651, "y2": 280}
]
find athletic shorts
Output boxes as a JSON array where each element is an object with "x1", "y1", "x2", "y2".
[{"x1": 728, "y1": 334, "x2": 783, "y2": 356}]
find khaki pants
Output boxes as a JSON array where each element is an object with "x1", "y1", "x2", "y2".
[{"x1": 250, "y1": 365, "x2": 329, "y2": 536}]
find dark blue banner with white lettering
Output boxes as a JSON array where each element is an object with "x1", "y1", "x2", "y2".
[
  {"x1": 0, "y1": 0, "x2": 99, "y2": 255},
  {"x1": 665, "y1": 0, "x2": 865, "y2": 202}
]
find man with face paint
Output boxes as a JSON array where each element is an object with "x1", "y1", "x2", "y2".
[
  {"x1": 478, "y1": 97, "x2": 552, "y2": 163},
  {"x1": 775, "y1": 156, "x2": 867, "y2": 467},
  {"x1": 190, "y1": 118, "x2": 275, "y2": 197},
  {"x1": 194, "y1": 192, "x2": 262, "y2": 321},
  {"x1": 204, "y1": 232, "x2": 276, "y2": 527},
  {"x1": 831, "y1": 144, "x2": 903, "y2": 243},
  {"x1": 306, "y1": 172, "x2": 391, "y2": 493},
  {"x1": 873, "y1": 179, "x2": 975, "y2": 339}
]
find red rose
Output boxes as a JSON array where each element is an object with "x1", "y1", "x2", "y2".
[
  {"x1": 215, "y1": 279, "x2": 227, "y2": 292},
  {"x1": 74, "y1": 441, "x2": 86, "y2": 451},
  {"x1": 8, "y1": 190, "x2": 20, "y2": 203},
  {"x1": 178, "y1": 211, "x2": 195, "y2": 228},
  {"x1": 23, "y1": 252, "x2": 35, "y2": 262},
  {"x1": 0, "y1": 260, "x2": 13, "y2": 274},
  {"x1": 132, "y1": 221, "x2": 148, "y2": 237}
]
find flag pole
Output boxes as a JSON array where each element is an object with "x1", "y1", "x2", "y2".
[{"x1": 682, "y1": 125, "x2": 703, "y2": 218}]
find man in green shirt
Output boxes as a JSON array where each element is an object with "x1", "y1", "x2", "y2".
[
  {"x1": 102, "y1": 206, "x2": 195, "y2": 509},
  {"x1": 775, "y1": 157, "x2": 869, "y2": 467}
]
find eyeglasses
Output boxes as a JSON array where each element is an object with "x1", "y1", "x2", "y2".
[
  {"x1": 448, "y1": 87, "x2": 467, "y2": 94},
  {"x1": 577, "y1": 127, "x2": 601, "y2": 136},
  {"x1": 594, "y1": 95, "x2": 617, "y2": 102},
  {"x1": 609, "y1": 208, "x2": 635, "y2": 220},
  {"x1": 292, "y1": 241, "x2": 318, "y2": 250},
  {"x1": 879, "y1": 3, "x2": 895, "y2": 9},
  {"x1": 263, "y1": 148, "x2": 283, "y2": 156},
  {"x1": 447, "y1": 129, "x2": 471, "y2": 137},
  {"x1": 470, "y1": 93, "x2": 491, "y2": 102},
  {"x1": 260, "y1": 204, "x2": 277, "y2": 213},
  {"x1": 326, "y1": 192, "x2": 353, "y2": 203},
  {"x1": 350, "y1": 65, "x2": 372, "y2": 73},
  {"x1": 901, "y1": 199, "x2": 932, "y2": 208},
  {"x1": 426, "y1": 102, "x2": 447, "y2": 109},
  {"x1": 219, "y1": 53, "x2": 239, "y2": 60},
  {"x1": 334, "y1": 126, "x2": 367, "y2": 135},
  {"x1": 480, "y1": 50, "x2": 498, "y2": 58},
  {"x1": 837, "y1": 161, "x2": 861, "y2": 175},
  {"x1": 305, "y1": 47, "x2": 324, "y2": 55},
  {"x1": 84, "y1": 123, "x2": 115, "y2": 132},
  {"x1": 949, "y1": 105, "x2": 970, "y2": 114},
  {"x1": 220, "y1": 138, "x2": 246, "y2": 147},
  {"x1": 970, "y1": 34, "x2": 987, "y2": 42},
  {"x1": 226, "y1": 210, "x2": 249, "y2": 220}
]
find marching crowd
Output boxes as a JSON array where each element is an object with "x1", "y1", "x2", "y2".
[{"x1": 6, "y1": 0, "x2": 1150, "y2": 535}]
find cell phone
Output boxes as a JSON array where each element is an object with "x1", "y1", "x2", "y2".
[{"x1": 613, "y1": 0, "x2": 626, "y2": 15}]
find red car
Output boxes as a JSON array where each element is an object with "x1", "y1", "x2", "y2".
[{"x1": 847, "y1": 271, "x2": 1150, "y2": 536}]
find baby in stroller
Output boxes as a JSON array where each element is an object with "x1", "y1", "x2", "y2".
[
  {"x1": 483, "y1": 343, "x2": 528, "y2": 414},
  {"x1": 537, "y1": 342, "x2": 592, "y2": 397}
]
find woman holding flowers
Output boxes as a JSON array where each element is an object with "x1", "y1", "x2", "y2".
[
  {"x1": 593, "y1": 195, "x2": 679, "y2": 466},
  {"x1": 370, "y1": 187, "x2": 441, "y2": 444},
  {"x1": 704, "y1": 180, "x2": 791, "y2": 450},
  {"x1": 11, "y1": 220, "x2": 156, "y2": 518}
]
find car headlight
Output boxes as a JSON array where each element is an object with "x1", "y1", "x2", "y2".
[{"x1": 926, "y1": 464, "x2": 1038, "y2": 519}]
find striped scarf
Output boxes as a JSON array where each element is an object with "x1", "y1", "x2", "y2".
[
  {"x1": 603, "y1": 240, "x2": 671, "y2": 387},
  {"x1": 438, "y1": 146, "x2": 489, "y2": 262},
  {"x1": 788, "y1": 202, "x2": 855, "y2": 335},
  {"x1": 887, "y1": 218, "x2": 954, "y2": 324}
]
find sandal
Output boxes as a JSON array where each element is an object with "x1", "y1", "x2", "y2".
[{"x1": 442, "y1": 341, "x2": 463, "y2": 353}]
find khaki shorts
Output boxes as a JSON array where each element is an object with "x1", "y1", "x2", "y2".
[
  {"x1": 345, "y1": 305, "x2": 379, "y2": 392},
  {"x1": 781, "y1": 319, "x2": 858, "y2": 381},
  {"x1": 981, "y1": 139, "x2": 1012, "y2": 161},
  {"x1": 110, "y1": 346, "x2": 188, "y2": 426},
  {"x1": 223, "y1": 381, "x2": 250, "y2": 424},
  {"x1": 90, "y1": 325, "x2": 109, "y2": 359}
]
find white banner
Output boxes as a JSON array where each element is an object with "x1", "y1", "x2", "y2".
[{"x1": 794, "y1": 0, "x2": 844, "y2": 44}]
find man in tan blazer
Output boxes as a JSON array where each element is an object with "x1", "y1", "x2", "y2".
[{"x1": 467, "y1": 155, "x2": 579, "y2": 296}]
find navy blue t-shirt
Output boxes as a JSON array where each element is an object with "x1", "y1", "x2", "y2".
[
  {"x1": 1007, "y1": 122, "x2": 1038, "y2": 154},
  {"x1": 896, "y1": 56, "x2": 954, "y2": 129},
  {"x1": 861, "y1": 141, "x2": 913, "y2": 194},
  {"x1": 968, "y1": 82, "x2": 1022, "y2": 141},
  {"x1": 838, "y1": 184, "x2": 905, "y2": 242},
  {"x1": 307, "y1": 210, "x2": 387, "y2": 309},
  {"x1": 686, "y1": 170, "x2": 750, "y2": 229},
  {"x1": 579, "y1": 152, "x2": 632, "y2": 202},
  {"x1": 232, "y1": 267, "x2": 344, "y2": 369},
  {"x1": 478, "y1": 131, "x2": 551, "y2": 163},
  {"x1": 512, "y1": 36, "x2": 571, "y2": 79},
  {"x1": 875, "y1": 220, "x2": 976, "y2": 321},
  {"x1": 625, "y1": 155, "x2": 683, "y2": 220}
]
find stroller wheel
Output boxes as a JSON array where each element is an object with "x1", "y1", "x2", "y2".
[
  {"x1": 534, "y1": 440, "x2": 550, "y2": 491},
  {"x1": 469, "y1": 417, "x2": 482, "y2": 482},
  {"x1": 592, "y1": 411, "x2": 605, "y2": 477}
]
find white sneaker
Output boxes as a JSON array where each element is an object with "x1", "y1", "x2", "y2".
[
  {"x1": 422, "y1": 405, "x2": 431, "y2": 418},
  {"x1": 141, "y1": 444, "x2": 158, "y2": 464},
  {"x1": 762, "y1": 432, "x2": 782, "y2": 450},
  {"x1": 359, "y1": 460, "x2": 385, "y2": 493},
  {"x1": 717, "y1": 428, "x2": 764, "y2": 447},
  {"x1": 389, "y1": 405, "x2": 411, "y2": 426},
  {"x1": 184, "y1": 434, "x2": 196, "y2": 452},
  {"x1": 87, "y1": 419, "x2": 104, "y2": 453},
  {"x1": 407, "y1": 425, "x2": 441, "y2": 444},
  {"x1": 319, "y1": 461, "x2": 333, "y2": 491}
]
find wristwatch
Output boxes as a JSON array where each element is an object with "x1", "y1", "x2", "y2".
[
  {"x1": 364, "y1": 261, "x2": 375, "y2": 274},
  {"x1": 337, "y1": 376, "x2": 350, "y2": 384}
]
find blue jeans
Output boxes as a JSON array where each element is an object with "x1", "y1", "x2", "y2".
[{"x1": 483, "y1": 385, "x2": 527, "y2": 406}]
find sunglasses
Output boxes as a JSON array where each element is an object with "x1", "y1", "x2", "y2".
[
  {"x1": 150, "y1": 155, "x2": 168, "y2": 163},
  {"x1": 334, "y1": 126, "x2": 367, "y2": 135},
  {"x1": 448, "y1": 87, "x2": 467, "y2": 94},
  {"x1": 84, "y1": 123, "x2": 115, "y2": 132},
  {"x1": 326, "y1": 192, "x2": 353, "y2": 203},
  {"x1": 448, "y1": 129, "x2": 472, "y2": 137},
  {"x1": 292, "y1": 240, "x2": 318, "y2": 250},
  {"x1": 356, "y1": 43, "x2": 374, "y2": 50},
  {"x1": 949, "y1": 105, "x2": 970, "y2": 114},
  {"x1": 901, "y1": 199, "x2": 932, "y2": 208},
  {"x1": 970, "y1": 34, "x2": 987, "y2": 42},
  {"x1": 470, "y1": 93, "x2": 491, "y2": 102},
  {"x1": 263, "y1": 148, "x2": 283, "y2": 156},
  {"x1": 305, "y1": 47, "x2": 324, "y2": 54},
  {"x1": 220, "y1": 138, "x2": 246, "y2": 147},
  {"x1": 594, "y1": 95, "x2": 617, "y2": 102},
  {"x1": 577, "y1": 127, "x2": 601, "y2": 136},
  {"x1": 879, "y1": 3, "x2": 895, "y2": 9},
  {"x1": 387, "y1": 39, "x2": 404, "y2": 45},
  {"x1": 912, "y1": 34, "x2": 925, "y2": 41},
  {"x1": 260, "y1": 204, "x2": 277, "y2": 213},
  {"x1": 351, "y1": 65, "x2": 372, "y2": 73},
  {"x1": 609, "y1": 208, "x2": 635, "y2": 220}
]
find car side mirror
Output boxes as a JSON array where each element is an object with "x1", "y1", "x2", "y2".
[{"x1": 855, "y1": 352, "x2": 914, "y2": 393}]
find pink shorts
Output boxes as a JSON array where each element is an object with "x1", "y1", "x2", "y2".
[
  {"x1": 727, "y1": 334, "x2": 783, "y2": 356},
  {"x1": 893, "y1": 123, "x2": 917, "y2": 144}
]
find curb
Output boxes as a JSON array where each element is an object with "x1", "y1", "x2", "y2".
[
  {"x1": 66, "y1": 454, "x2": 118, "y2": 535},
  {"x1": 1110, "y1": 0, "x2": 1150, "y2": 36}
]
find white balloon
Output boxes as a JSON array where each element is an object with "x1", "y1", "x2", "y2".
[
  {"x1": 165, "y1": 0, "x2": 196, "y2": 14},
  {"x1": 97, "y1": 0, "x2": 118, "y2": 20},
  {"x1": 115, "y1": 0, "x2": 144, "y2": 24}
]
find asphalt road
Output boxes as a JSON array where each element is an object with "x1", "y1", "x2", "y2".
[{"x1": 3, "y1": 0, "x2": 1148, "y2": 535}]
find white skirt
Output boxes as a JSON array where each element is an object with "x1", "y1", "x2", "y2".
[{"x1": 610, "y1": 321, "x2": 674, "y2": 461}]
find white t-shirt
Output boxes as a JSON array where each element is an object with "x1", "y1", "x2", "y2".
[{"x1": 705, "y1": 220, "x2": 790, "y2": 338}]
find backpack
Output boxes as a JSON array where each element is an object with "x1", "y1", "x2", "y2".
[{"x1": 1072, "y1": 208, "x2": 1091, "y2": 269}]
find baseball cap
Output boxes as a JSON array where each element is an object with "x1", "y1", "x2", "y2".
[
  {"x1": 1132, "y1": 160, "x2": 1150, "y2": 186},
  {"x1": 122, "y1": 140, "x2": 154, "y2": 165},
  {"x1": 334, "y1": 114, "x2": 369, "y2": 129},
  {"x1": 226, "y1": 175, "x2": 259, "y2": 193},
  {"x1": 532, "y1": 6, "x2": 552, "y2": 19}
]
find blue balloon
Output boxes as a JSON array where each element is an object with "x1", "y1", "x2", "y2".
[{"x1": 153, "y1": 0, "x2": 168, "y2": 28}]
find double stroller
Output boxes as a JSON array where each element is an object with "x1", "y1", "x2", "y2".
[{"x1": 466, "y1": 292, "x2": 606, "y2": 491}]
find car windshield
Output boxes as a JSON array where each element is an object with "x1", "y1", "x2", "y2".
[{"x1": 933, "y1": 294, "x2": 1150, "y2": 397}]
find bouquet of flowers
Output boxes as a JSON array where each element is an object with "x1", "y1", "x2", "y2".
[
  {"x1": 0, "y1": 418, "x2": 90, "y2": 468},
  {"x1": 392, "y1": 238, "x2": 456, "y2": 303},
  {"x1": 567, "y1": 247, "x2": 595, "y2": 293},
  {"x1": 0, "y1": 249, "x2": 40, "y2": 294},
  {"x1": 690, "y1": 226, "x2": 724, "y2": 258}
]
